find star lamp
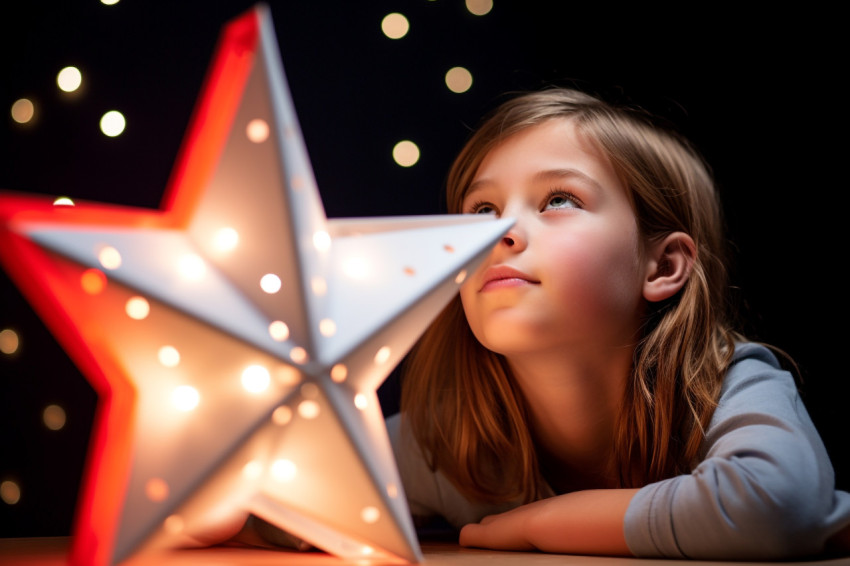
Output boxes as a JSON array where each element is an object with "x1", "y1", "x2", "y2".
[{"x1": 0, "y1": 4, "x2": 511, "y2": 565}]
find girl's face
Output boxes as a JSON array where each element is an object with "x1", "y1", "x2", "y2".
[{"x1": 459, "y1": 118, "x2": 647, "y2": 358}]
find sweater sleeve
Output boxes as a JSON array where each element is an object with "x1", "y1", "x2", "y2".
[{"x1": 624, "y1": 343, "x2": 850, "y2": 559}]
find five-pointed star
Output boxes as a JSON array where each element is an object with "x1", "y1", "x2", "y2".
[{"x1": 0, "y1": 5, "x2": 511, "y2": 565}]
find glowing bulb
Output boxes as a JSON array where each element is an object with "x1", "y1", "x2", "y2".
[
  {"x1": 53, "y1": 196, "x2": 74, "y2": 206},
  {"x1": 57, "y1": 66, "x2": 82, "y2": 92},
  {"x1": 297, "y1": 399, "x2": 320, "y2": 419},
  {"x1": 178, "y1": 254, "x2": 206, "y2": 280},
  {"x1": 374, "y1": 346, "x2": 391, "y2": 365},
  {"x1": 271, "y1": 459, "x2": 297, "y2": 482},
  {"x1": 381, "y1": 13, "x2": 409, "y2": 39},
  {"x1": 98, "y1": 246, "x2": 122, "y2": 269},
  {"x1": 361, "y1": 506, "x2": 380, "y2": 524},
  {"x1": 392, "y1": 140, "x2": 420, "y2": 167},
  {"x1": 125, "y1": 296, "x2": 150, "y2": 320},
  {"x1": 0, "y1": 329, "x2": 19, "y2": 355},
  {"x1": 269, "y1": 320, "x2": 290, "y2": 341},
  {"x1": 171, "y1": 385, "x2": 199, "y2": 411},
  {"x1": 312, "y1": 230, "x2": 331, "y2": 252},
  {"x1": 260, "y1": 273, "x2": 282, "y2": 293},
  {"x1": 445, "y1": 66, "x2": 473, "y2": 93},
  {"x1": 354, "y1": 393, "x2": 368, "y2": 410},
  {"x1": 158, "y1": 346, "x2": 180, "y2": 367},
  {"x1": 455, "y1": 269, "x2": 467, "y2": 284},
  {"x1": 11, "y1": 99, "x2": 34, "y2": 124},
  {"x1": 213, "y1": 227, "x2": 239, "y2": 251},
  {"x1": 246, "y1": 118, "x2": 269, "y2": 143},
  {"x1": 100, "y1": 110, "x2": 126, "y2": 137},
  {"x1": 241, "y1": 365, "x2": 271, "y2": 393},
  {"x1": 43, "y1": 404, "x2": 66, "y2": 430},
  {"x1": 330, "y1": 364, "x2": 347, "y2": 383},
  {"x1": 319, "y1": 318, "x2": 336, "y2": 337}
]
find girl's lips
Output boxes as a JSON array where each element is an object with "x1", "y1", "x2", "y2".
[{"x1": 478, "y1": 265, "x2": 539, "y2": 292}]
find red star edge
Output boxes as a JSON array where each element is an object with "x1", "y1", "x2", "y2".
[{"x1": 0, "y1": 4, "x2": 511, "y2": 565}]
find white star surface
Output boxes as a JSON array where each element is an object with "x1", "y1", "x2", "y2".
[{"x1": 0, "y1": 4, "x2": 511, "y2": 565}]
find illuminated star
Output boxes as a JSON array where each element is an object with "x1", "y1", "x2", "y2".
[{"x1": 0, "y1": 5, "x2": 511, "y2": 565}]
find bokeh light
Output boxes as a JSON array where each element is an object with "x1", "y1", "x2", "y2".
[
  {"x1": 445, "y1": 66, "x2": 473, "y2": 93},
  {"x1": 381, "y1": 13, "x2": 409, "y2": 39},
  {"x1": 43, "y1": 404, "x2": 67, "y2": 430},
  {"x1": 246, "y1": 118, "x2": 269, "y2": 143},
  {"x1": 466, "y1": 0, "x2": 493, "y2": 16},
  {"x1": 0, "y1": 480, "x2": 21, "y2": 505},
  {"x1": 392, "y1": 140, "x2": 420, "y2": 167},
  {"x1": 100, "y1": 110, "x2": 126, "y2": 137},
  {"x1": 53, "y1": 196, "x2": 75, "y2": 206},
  {"x1": 57, "y1": 66, "x2": 82, "y2": 92},
  {"x1": 10, "y1": 99, "x2": 34, "y2": 124},
  {"x1": 0, "y1": 329, "x2": 20, "y2": 355}
]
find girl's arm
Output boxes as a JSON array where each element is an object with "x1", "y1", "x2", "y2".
[{"x1": 459, "y1": 488, "x2": 638, "y2": 556}]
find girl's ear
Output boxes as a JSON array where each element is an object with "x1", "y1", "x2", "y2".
[{"x1": 643, "y1": 232, "x2": 696, "y2": 303}]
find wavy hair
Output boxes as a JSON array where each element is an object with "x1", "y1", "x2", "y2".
[{"x1": 400, "y1": 88, "x2": 742, "y2": 503}]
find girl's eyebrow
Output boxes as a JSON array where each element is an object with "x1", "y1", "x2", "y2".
[
  {"x1": 532, "y1": 168, "x2": 600, "y2": 188},
  {"x1": 467, "y1": 168, "x2": 600, "y2": 197}
]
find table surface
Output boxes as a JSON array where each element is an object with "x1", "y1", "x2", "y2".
[{"x1": 2, "y1": 537, "x2": 850, "y2": 566}]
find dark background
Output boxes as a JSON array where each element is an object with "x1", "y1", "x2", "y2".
[{"x1": 1, "y1": 1, "x2": 845, "y2": 537}]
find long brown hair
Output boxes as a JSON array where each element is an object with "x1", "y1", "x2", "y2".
[{"x1": 400, "y1": 88, "x2": 741, "y2": 503}]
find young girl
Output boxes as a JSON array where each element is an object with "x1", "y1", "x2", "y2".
[{"x1": 386, "y1": 87, "x2": 850, "y2": 559}]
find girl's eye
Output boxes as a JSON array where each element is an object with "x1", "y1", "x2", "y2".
[
  {"x1": 468, "y1": 201, "x2": 499, "y2": 215},
  {"x1": 542, "y1": 190, "x2": 581, "y2": 211}
]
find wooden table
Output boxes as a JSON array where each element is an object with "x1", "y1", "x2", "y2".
[{"x1": 2, "y1": 537, "x2": 850, "y2": 566}]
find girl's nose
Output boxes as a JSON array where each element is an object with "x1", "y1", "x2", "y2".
[{"x1": 500, "y1": 225, "x2": 527, "y2": 251}]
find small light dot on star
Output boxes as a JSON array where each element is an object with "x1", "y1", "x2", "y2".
[
  {"x1": 171, "y1": 386, "x2": 200, "y2": 412},
  {"x1": 241, "y1": 365, "x2": 271, "y2": 393},
  {"x1": 125, "y1": 296, "x2": 150, "y2": 320},
  {"x1": 157, "y1": 345, "x2": 180, "y2": 367}
]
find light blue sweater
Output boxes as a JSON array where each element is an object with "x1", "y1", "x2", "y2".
[{"x1": 387, "y1": 342, "x2": 850, "y2": 559}]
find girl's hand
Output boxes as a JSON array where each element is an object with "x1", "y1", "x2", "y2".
[{"x1": 459, "y1": 488, "x2": 638, "y2": 556}]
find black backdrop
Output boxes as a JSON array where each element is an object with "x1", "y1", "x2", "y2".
[{"x1": 1, "y1": 1, "x2": 845, "y2": 537}]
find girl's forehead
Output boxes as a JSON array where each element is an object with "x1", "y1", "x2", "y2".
[{"x1": 473, "y1": 120, "x2": 614, "y2": 183}]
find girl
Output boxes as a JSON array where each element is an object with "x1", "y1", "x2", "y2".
[{"x1": 387, "y1": 87, "x2": 850, "y2": 559}]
